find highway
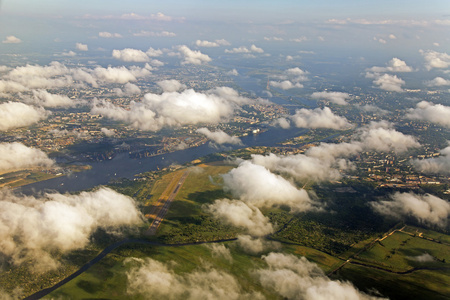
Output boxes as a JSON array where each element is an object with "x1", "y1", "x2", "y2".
[{"x1": 145, "y1": 171, "x2": 190, "y2": 235}]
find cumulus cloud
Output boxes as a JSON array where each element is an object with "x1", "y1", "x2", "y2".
[
  {"x1": 256, "y1": 252, "x2": 383, "y2": 300},
  {"x1": 133, "y1": 30, "x2": 176, "y2": 37},
  {"x1": 195, "y1": 39, "x2": 230, "y2": 47},
  {"x1": 75, "y1": 43, "x2": 88, "y2": 51},
  {"x1": 289, "y1": 107, "x2": 352, "y2": 130},
  {"x1": 205, "y1": 243, "x2": 233, "y2": 262},
  {"x1": 225, "y1": 45, "x2": 264, "y2": 54},
  {"x1": 126, "y1": 257, "x2": 263, "y2": 300},
  {"x1": 412, "y1": 145, "x2": 450, "y2": 174},
  {"x1": 236, "y1": 235, "x2": 281, "y2": 255},
  {"x1": 196, "y1": 128, "x2": 242, "y2": 145},
  {"x1": 222, "y1": 161, "x2": 314, "y2": 212},
  {"x1": 2, "y1": 36, "x2": 21, "y2": 44},
  {"x1": 60, "y1": 51, "x2": 77, "y2": 57},
  {"x1": 311, "y1": 91, "x2": 351, "y2": 105},
  {"x1": 1, "y1": 61, "x2": 151, "y2": 91},
  {"x1": 367, "y1": 58, "x2": 413, "y2": 73},
  {"x1": 20, "y1": 89, "x2": 76, "y2": 107},
  {"x1": 406, "y1": 101, "x2": 450, "y2": 128},
  {"x1": 0, "y1": 142, "x2": 54, "y2": 172},
  {"x1": 357, "y1": 121, "x2": 420, "y2": 153},
  {"x1": 0, "y1": 102, "x2": 48, "y2": 131},
  {"x1": 99, "y1": 32, "x2": 122, "y2": 38},
  {"x1": 270, "y1": 80, "x2": 303, "y2": 90},
  {"x1": 91, "y1": 87, "x2": 251, "y2": 131},
  {"x1": 425, "y1": 77, "x2": 450, "y2": 87},
  {"x1": 177, "y1": 45, "x2": 211, "y2": 65},
  {"x1": 269, "y1": 68, "x2": 309, "y2": 89},
  {"x1": 371, "y1": 192, "x2": 450, "y2": 228},
  {"x1": 0, "y1": 188, "x2": 143, "y2": 271},
  {"x1": 146, "y1": 47, "x2": 163, "y2": 57},
  {"x1": 114, "y1": 83, "x2": 142, "y2": 96},
  {"x1": 156, "y1": 79, "x2": 186, "y2": 92},
  {"x1": 255, "y1": 121, "x2": 418, "y2": 183},
  {"x1": 372, "y1": 74, "x2": 405, "y2": 92},
  {"x1": 101, "y1": 128, "x2": 115, "y2": 137},
  {"x1": 204, "y1": 199, "x2": 274, "y2": 236},
  {"x1": 407, "y1": 253, "x2": 435, "y2": 262},
  {"x1": 420, "y1": 49, "x2": 450, "y2": 70},
  {"x1": 227, "y1": 69, "x2": 239, "y2": 76},
  {"x1": 112, "y1": 48, "x2": 149, "y2": 62}
]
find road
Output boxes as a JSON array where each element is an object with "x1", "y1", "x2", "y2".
[{"x1": 145, "y1": 171, "x2": 190, "y2": 235}]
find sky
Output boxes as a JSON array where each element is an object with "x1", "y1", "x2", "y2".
[{"x1": 1, "y1": 0, "x2": 449, "y2": 55}]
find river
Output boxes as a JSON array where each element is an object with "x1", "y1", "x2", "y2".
[{"x1": 19, "y1": 126, "x2": 308, "y2": 194}]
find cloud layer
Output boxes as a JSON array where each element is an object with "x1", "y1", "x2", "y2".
[
  {"x1": 371, "y1": 192, "x2": 450, "y2": 228},
  {"x1": 256, "y1": 252, "x2": 383, "y2": 300},
  {"x1": 311, "y1": 92, "x2": 351, "y2": 105},
  {"x1": 0, "y1": 188, "x2": 143, "y2": 271},
  {"x1": 196, "y1": 128, "x2": 242, "y2": 145},
  {"x1": 0, "y1": 142, "x2": 54, "y2": 172},
  {"x1": 92, "y1": 87, "x2": 251, "y2": 131},
  {"x1": 406, "y1": 101, "x2": 450, "y2": 128},
  {"x1": 0, "y1": 102, "x2": 48, "y2": 131}
]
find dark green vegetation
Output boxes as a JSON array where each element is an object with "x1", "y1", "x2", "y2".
[
  {"x1": 4, "y1": 162, "x2": 449, "y2": 299},
  {"x1": 334, "y1": 226, "x2": 450, "y2": 300}
]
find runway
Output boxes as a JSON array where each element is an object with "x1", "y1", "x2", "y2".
[{"x1": 145, "y1": 170, "x2": 190, "y2": 235}]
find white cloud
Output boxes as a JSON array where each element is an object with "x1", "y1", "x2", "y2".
[
  {"x1": 60, "y1": 51, "x2": 77, "y2": 57},
  {"x1": 311, "y1": 91, "x2": 351, "y2": 105},
  {"x1": 222, "y1": 161, "x2": 314, "y2": 212},
  {"x1": 225, "y1": 45, "x2": 264, "y2": 54},
  {"x1": 0, "y1": 102, "x2": 48, "y2": 131},
  {"x1": 114, "y1": 83, "x2": 142, "y2": 96},
  {"x1": 146, "y1": 47, "x2": 163, "y2": 57},
  {"x1": 227, "y1": 69, "x2": 239, "y2": 76},
  {"x1": 236, "y1": 235, "x2": 281, "y2": 255},
  {"x1": 256, "y1": 252, "x2": 384, "y2": 300},
  {"x1": 126, "y1": 257, "x2": 263, "y2": 300},
  {"x1": 205, "y1": 243, "x2": 233, "y2": 262},
  {"x1": 205, "y1": 199, "x2": 274, "y2": 236},
  {"x1": 367, "y1": 58, "x2": 413, "y2": 73},
  {"x1": 371, "y1": 192, "x2": 450, "y2": 228},
  {"x1": 270, "y1": 80, "x2": 303, "y2": 90},
  {"x1": 0, "y1": 142, "x2": 54, "y2": 172},
  {"x1": 91, "y1": 87, "x2": 251, "y2": 131},
  {"x1": 406, "y1": 101, "x2": 450, "y2": 128},
  {"x1": 75, "y1": 43, "x2": 88, "y2": 51},
  {"x1": 149, "y1": 12, "x2": 174, "y2": 22},
  {"x1": 258, "y1": 121, "x2": 418, "y2": 183},
  {"x1": 290, "y1": 37, "x2": 308, "y2": 42},
  {"x1": 264, "y1": 37, "x2": 284, "y2": 41},
  {"x1": 1, "y1": 61, "x2": 151, "y2": 91},
  {"x1": 156, "y1": 79, "x2": 186, "y2": 92},
  {"x1": 412, "y1": 145, "x2": 450, "y2": 174},
  {"x1": 195, "y1": 40, "x2": 220, "y2": 47},
  {"x1": 133, "y1": 30, "x2": 176, "y2": 37},
  {"x1": 21, "y1": 89, "x2": 76, "y2": 107},
  {"x1": 98, "y1": 32, "x2": 122, "y2": 38},
  {"x1": 372, "y1": 74, "x2": 405, "y2": 92},
  {"x1": 197, "y1": 128, "x2": 242, "y2": 145},
  {"x1": 420, "y1": 49, "x2": 450, "y2": 70},
  {"x1": 357, "y1": 121, "x2": 420, "y2": 153},
  {"x1": 101, "y1": 128, "x2": 115, "y2": 137},
  {"x1": 389, "y1": 34, "x2": 397, "y2": 40},
  {"x1": 425, "y1": 77, "x2": 450, "y2": 87},
  {"x1": 112, "y1": 48, "x2": 149, "y2": 62},
  {"x1": 0, "y1": 188, "x2": 143, "y2": 271},
  {"x1": 289, "y1": 107, "x2": 352, "y2": 130},
  {"x1": 2, "y1": 36, "x2": 21, "y2": 44},
  {"x1": 177, "y1": 45, "x2": 211, "y2": 65}
]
